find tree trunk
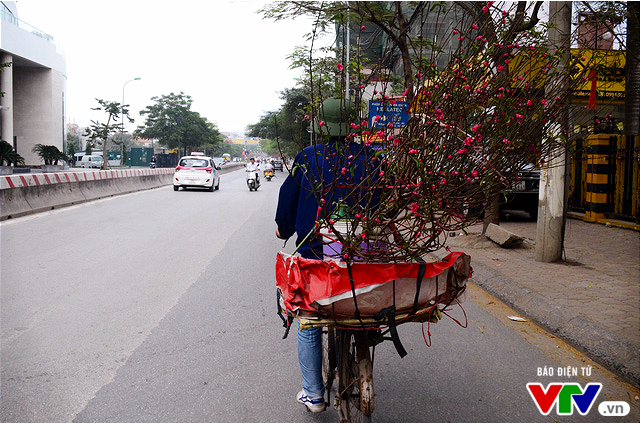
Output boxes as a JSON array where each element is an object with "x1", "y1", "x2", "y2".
[{"x1": 482, "y1": 190, "x2": 502, "y2": 234}]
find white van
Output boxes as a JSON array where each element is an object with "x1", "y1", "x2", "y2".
[{"x1": 78, "y1": 154, "x2": 104, "y2": 168}]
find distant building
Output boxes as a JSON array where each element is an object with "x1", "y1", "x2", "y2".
[{"x1": 0, "y1": 1, "x2": 66, "y2": 166}]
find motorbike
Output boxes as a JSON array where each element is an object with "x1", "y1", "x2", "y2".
[
  {"x1": 149, "y1": 160, "x2": 157, "y2": 169},
  {"x1": 246, "y1": 170, "x2": 260, "y2": 191},
  {"x1": 264, "y1": 169, "x2": 274, "y2": 181}
]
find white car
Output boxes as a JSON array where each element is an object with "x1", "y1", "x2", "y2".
[
  {"x1": 79, "y1": 154, "x2": 104, "y2": 168},
  {"x1": 173, "y1": 155, "x2": 220, "y2": 192}
]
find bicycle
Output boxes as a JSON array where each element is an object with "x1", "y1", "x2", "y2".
[{"x1": 322, "y1": 327, "x2": 374, "y2": 422}]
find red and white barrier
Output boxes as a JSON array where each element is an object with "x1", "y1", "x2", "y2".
[{"x1": 0, "y1": 168, "x2": 173, "y2": 190}]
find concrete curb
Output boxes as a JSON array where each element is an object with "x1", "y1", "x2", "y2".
[
  {"x1": 0, "y1": 166, "x2": 244, "y2": 221},
  {"x1": 434, "y1": 248, "x2": 640, "y2": 388},
  {"x1": 0, "y1": 169, "x2": 174, "y2": 220}
]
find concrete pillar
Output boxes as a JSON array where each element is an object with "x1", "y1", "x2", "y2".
[
  {"x1": 536, "y1": 2, "x2": 572, "y2": 263},
  {"x1": 1, "y1": 53, "x2": 13, "y2": 145}
]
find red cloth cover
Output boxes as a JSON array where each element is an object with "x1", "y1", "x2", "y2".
[{"x1": 275, "y1": 251, "x2": 470, "y2": 315}]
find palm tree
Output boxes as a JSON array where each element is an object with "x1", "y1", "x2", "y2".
[
  {"x1": 32, "y1": 144, "x2": 67, "y2": 165},
  {"x1": 0, "y1": 140, "x2": 24, "y2": 166}
]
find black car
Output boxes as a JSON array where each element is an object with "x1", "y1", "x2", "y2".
[
  {"x1": 500, "y1": 164, "x2": 540, "y2": 219},
  {"x1": 272, "y1": 160, "x2": 283, "y2": 172}
]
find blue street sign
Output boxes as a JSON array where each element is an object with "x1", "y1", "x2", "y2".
[{"x1": 368, "y1": 100, "x2": 409, "y2": 128}]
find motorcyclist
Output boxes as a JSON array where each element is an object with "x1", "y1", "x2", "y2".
[
  {"x1": 246, "y1": 157, "x2": 260, "y2": 185},
  {"x1": 263, "y1": 161, "x2": 274, "y2": 178}
]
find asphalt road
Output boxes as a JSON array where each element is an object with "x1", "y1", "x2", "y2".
[{"x1": 1, "y1": 168, "x2": 637, "y2": 422}]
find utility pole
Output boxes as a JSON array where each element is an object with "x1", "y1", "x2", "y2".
[{"x1": 536, "y1": 2, "x2": 572, "y2": 262}]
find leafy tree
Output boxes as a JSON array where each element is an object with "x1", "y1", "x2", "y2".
[
  {"x1": 32, "y1": 144, "x2": 67, "y2": 165},
  {"x1": 0, "y1": 139, "x2": 24, "y2": 166},
  {"x1": 66, "y1": 132, "x2": 81, "y2": 155},
  {"x1": 84, "y1": 99, "x2": 132, "y2": 169},
  {"x1": 85, "y1": 141, "x2": 94, "y2": 155},
  {"x1": 111, "y1": 132, "x2": 133, "y2": 166},
  {"x1": 136, "y1": 92, "x2": 223, "y2": 157},
  {"x1": 246, "y1": 87, "x2": 312, "y2": 158}
]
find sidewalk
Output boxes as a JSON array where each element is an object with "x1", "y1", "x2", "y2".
[{"x1": 434, "y1": 213, "x2": 640, "y2": 388}]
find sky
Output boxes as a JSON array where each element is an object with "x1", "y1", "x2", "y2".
[{"x1": 15, "y1": 0, "x2": 330, "y2": 135}]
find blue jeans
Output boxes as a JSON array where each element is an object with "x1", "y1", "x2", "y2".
[{"x1": 297, "y1": 323, "x2": 324, "y2": 400}]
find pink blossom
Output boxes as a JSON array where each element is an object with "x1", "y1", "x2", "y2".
[
  {"x1": 471, "y1": 170, "x2": 478, "y2": 177},
  {"x1": 458, "y1": 149, "x2": 467, "y2": 154},
  {"x1": 464, "y1": 137, "x2": 474, "y2": 146},
  {"x1": 319, "y1": 121, "x2": 325, "y2": 127},
  {"x1": 497, "y1": 65, "x2": 504, "y2": 72},
  {"x1": 440, "y1": 178, "x2": 447, "y2": 185},
  {"x1": 361, "y1": 233, "x2": 367, "y2": 239},
  {"x1": 402, "y1": 88, "x2": 410, "y2": 96},
  {"x1": 453, "y1": 29, "x2": 459, "y2": 34},
  {"x1": 409, "y1": 148, "x2": 418, "y2": 154},
  {"x1": 472, "y1": 23, "x2": 479, "y2": 29},
  {"x1": 410, "y1": 203, "x2": 419, "y2": 214},
  {"x1": 341, "y1": 167, "x2": 346, "y2": 175},
  {"x1": 472, "y1": 124, "x2": 482, "y2": 132},
  {"x1": 541, "y1": 99, "x2": 548, "y2": 105},
  {"x1": 361, "y1": 25, "x2": 366, "y2": 31},
  {"x1": 337, "y1": 63, "x2": 344, "y2": 71},
  {"x1": 464, "y1": 84, "x2": 471, "y2": 90}
]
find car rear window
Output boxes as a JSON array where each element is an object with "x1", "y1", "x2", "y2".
[{"x1": 179, "y1": 159, "x2": 209, "y2": 168}]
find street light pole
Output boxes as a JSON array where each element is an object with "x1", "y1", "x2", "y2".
[{"x1": 121, "y1": 77, "x2": 141, "y2": 166}]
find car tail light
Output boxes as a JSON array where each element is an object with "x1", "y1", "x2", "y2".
[{"x1": 205, "y1": 167, "x2": 212, "y2": 173}]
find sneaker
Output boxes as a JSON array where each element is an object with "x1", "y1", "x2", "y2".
[{"x1": 296, "y1": 390, "x2": 326, "y2": 413}]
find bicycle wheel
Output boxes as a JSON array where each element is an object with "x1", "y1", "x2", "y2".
[
  {"x1": 322, "y1": 328, "x2": 337, "y2": 405},
  {"x1": 337, "y1": 330, "x2": 374, "y2": 422}
]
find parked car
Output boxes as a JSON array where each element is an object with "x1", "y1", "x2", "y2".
[
  {"x1": 272, "y1": 160, "x2": 283, "y2": 172},
  {"x1": 78, "y1": 154, "x2": 104, "y2": 169},
  {"x1": 173, "y1": 154, "x2": 221, "y2": 192},
  {"x1": 500, "y1": 164, "x2": 540, "y2": 219}
]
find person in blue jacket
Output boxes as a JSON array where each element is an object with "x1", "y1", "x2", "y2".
[{"x1": 275, "y1": 98, "x2": 381, "y2": 413}]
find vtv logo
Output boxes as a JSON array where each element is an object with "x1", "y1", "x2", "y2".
[{"x1": 527, "y1": 382, "x2": 602, "y2": 415}]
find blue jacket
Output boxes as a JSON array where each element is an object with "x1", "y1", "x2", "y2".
[{"x1": 275, "y1": 141, "x2": 381, "y2": 259}]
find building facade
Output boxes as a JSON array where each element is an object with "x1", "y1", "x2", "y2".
[{"x1": 0, "y1": 1, "x2": 66, "y2": 166}]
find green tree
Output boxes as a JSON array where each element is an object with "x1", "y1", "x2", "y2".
[
  {"x1": 246, "y1": 87, "x2": 311, "y2": 158},
  {"x1": 32, "y1": 144, "x2": 67, "y2": 165},
  {"x1": 66, "y1": 132, "x2": 81, "y2": 154},
  {"x1": 0, "y1": 139, "x2": 24, "y2": 166},
  {"x1": 136, "y1": 92, "x2": 223, "y2": 156},
  {"x1": 84, "y1": 99, "x2": 132, "y2": 169}
]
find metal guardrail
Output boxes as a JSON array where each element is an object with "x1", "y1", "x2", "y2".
[{"x1": 1, "y1": 8, "x2": 54, "y2": 43}]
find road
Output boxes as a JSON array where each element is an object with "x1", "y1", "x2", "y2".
[{"x1": 1, "y1": 168, "x2": 638, "y2": 422}]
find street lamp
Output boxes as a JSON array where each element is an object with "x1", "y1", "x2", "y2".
[{"x1": 121, "y1": 77, "x2": 141, "y2": 165}]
